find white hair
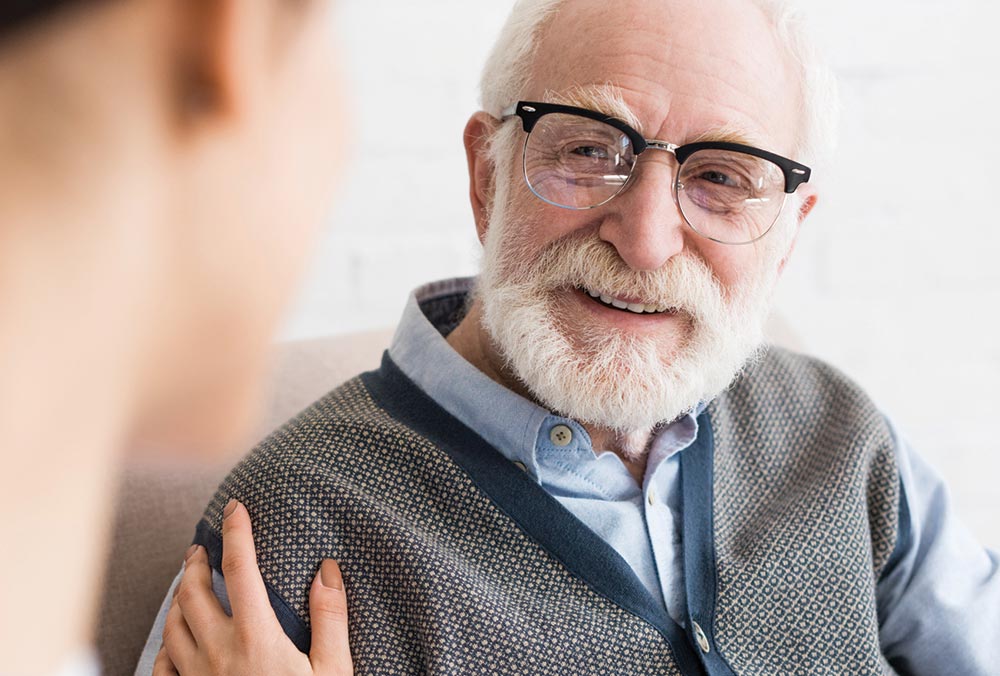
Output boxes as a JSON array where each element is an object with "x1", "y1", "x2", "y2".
[
  {"x1": 479, "y1": 0, "x2": 840, "y2": 169},
  {"x1": 479, "y1": 0, "x2": 564, "y2": 121}
]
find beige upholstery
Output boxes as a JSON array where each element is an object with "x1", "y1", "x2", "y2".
[
  {"x1": 95, "y1": 329, "x2": 393, "y2": 676},
  {"x1": 95, "y1": 317, "x2": 801, "y2": 675}
]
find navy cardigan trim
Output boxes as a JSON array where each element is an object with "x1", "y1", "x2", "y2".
[
  {"x1": 681, "y1": 413, "x2": 738, "y2": 676},
  {"x1": 193, "y1": 520, "x2": 313, "y2": 652},
  {"x1": 363, "y1": 352, "x2": 706, "y2": 675}
]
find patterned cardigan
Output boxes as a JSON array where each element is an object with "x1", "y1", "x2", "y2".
[{"x1": 193, "y1": 349, "x2": 903, "y2": 676}]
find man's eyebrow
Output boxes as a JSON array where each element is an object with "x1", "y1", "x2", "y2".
[
  {"x1": 542, "y1": 84, "x2": 644, "y2": 133},
  {"x1": 537, "y1": 89, "x2": 771, "y2": 150},
  {"x1": 688, "y1": 126, "x2": 768, "y2": 149}
]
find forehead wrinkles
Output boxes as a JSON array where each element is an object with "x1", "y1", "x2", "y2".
[{"x1": 526, "y1": 0, "x2": 801, "y2": 153}]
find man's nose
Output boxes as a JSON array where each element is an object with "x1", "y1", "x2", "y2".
[{"x1": 597, "y1": 156, "x2": 687, "y2": 272}]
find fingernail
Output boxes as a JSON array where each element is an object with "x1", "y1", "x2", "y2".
[
  {"x1": 319, "y1": 559, "x2": 344, "y2": 590},
  {"x1": 223, "y1": 499, "x2": 239, "y2": 520},
  {"x1": 185, "y1": 544, "x2": 199, "y2": 561}
]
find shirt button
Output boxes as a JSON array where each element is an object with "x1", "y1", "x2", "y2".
[
  {"x1": 647, "y1": 491, "x2": 656, "y2": 506},
  {"x1": 549, "y1": 424, "x2": 573, "y2": 447},
  {"x1": 513, "y1": 461, "x2": 527, "y2": 472},
  {"x1": 693, "y1": 621, "x2": 711, "y2": 654}
]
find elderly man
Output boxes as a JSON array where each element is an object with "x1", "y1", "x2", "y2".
[{"x1": 140, "y1": 0, "x2": 1000, "y2": 674}]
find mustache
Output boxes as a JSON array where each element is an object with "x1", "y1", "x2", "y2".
[{"x1": 495, "y1": 232, "x2": 729, "y2": 321}]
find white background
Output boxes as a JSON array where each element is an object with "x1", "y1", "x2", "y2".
[{"x1": 282, "y1": 0, "x2": 1000, "y2": 548}]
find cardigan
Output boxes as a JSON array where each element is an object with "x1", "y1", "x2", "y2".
[{"x1": 191, "y1": 347, "x2": 902, "y2": 675}]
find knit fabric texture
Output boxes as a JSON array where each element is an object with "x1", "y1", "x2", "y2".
[
  {"x1": 707, "y1": 351, "x2": 898, "y2": 675},
  {"x1": 193, "y1": 348, "x2": 899, "y2": 676}
]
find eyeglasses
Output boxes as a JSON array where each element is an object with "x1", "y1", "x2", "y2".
[{"x1": 500, "y1": 101, "x2": 812, "y2": 245}]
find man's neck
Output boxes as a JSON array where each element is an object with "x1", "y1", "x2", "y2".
[{"x1": 445, "y1": 300, "x2": 653, "y2": 485}]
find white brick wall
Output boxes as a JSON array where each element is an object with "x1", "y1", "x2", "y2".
[{"x1": 282, "y1": 0, "x2": 1000, "y2": 548}]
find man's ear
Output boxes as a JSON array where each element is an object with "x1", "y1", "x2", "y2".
[
  {"x1": 778, "y1": 186, "x2": 818, "y2": 275},
  {"x1": 796, "y1": 185, "x2": 818, "y2": 225},
  {"x1": 171, "y1": 0, "x2": 268, "y2": 127},
  {"x1": 464, "y1": 112, "x2": 499, "y2": 244}
]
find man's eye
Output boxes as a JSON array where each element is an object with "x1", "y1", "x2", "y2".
[
  {"x1": 569, "y1": 145, "x2": 610, "y2": 160},
  {"x1": 699, "y1": 170, "x2": 737, "y2": 186}
]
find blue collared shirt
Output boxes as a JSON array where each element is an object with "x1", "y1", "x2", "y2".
[{"x1": 389, "y1": 277, "x2": 1000, "y2": 675}]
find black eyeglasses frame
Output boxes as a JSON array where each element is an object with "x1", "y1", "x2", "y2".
[{"x1": 501, "y1": 100, "x2": 812, "y2": 194}]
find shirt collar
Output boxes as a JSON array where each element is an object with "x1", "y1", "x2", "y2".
[
  {"x1": 388, "y1": 277, "x2": 550, "y2": 475},
  {"x1": 388, "y1": 277, "x2": 704, "y2": 484}
]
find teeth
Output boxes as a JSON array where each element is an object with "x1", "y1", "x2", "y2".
[{"x1": 583, "y1": 287, "x2": 670, "y2": 315}]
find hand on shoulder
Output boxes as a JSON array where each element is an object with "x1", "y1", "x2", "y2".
[{"x1": 154, "y1": 500, "x2": 354, "y2": 676}]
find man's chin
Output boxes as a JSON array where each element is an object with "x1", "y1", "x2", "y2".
[
  {"x1": 481, "y1": 278, "x2": 766, "y2": 436},
  {"x1": 511, "y1": 330, "x2": 766, "y2": 439},
  {"x1": 516, "y1": 363, "x2": 696, "y2": 436}
]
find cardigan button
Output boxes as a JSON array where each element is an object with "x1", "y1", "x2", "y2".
[
  {"x1": 693, "y1": 621, "x2": 711, "y2": 654},
  {"x1": 513, "y1": 461, "x2": 527, "y2": 472}
]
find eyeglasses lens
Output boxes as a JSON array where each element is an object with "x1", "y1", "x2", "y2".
[
  {"x1": 676, "y1": 149, "x2": 786, "y2": 244},
  {"x1": 523, "y1": 113, "x2": 635, "y2": 209}
]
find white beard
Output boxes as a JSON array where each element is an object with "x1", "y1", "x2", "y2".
[{"x1": 476, "y1": 180, "x2": 792, "y2": 457}]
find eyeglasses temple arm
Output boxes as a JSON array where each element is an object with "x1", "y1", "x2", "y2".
[{"x1": 499, "y1": 104, "x2": 518, "y2": 120}]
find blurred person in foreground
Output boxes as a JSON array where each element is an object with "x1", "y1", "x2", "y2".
[
  {"x1": 143, "y1": 0, "x2": 1000, "y2": 674},
  {"x1": 0, "y1": 0, "x2": 346, "y2": 674}
]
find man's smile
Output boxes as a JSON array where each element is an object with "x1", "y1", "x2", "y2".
[{"x1": 577, "y1": 286, "x2": 676, "y2": 315}]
